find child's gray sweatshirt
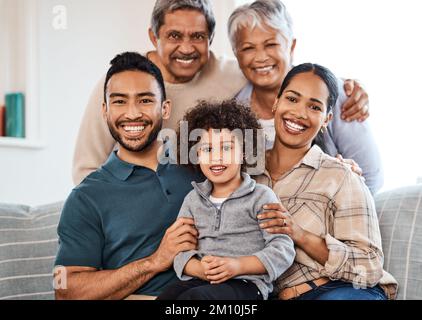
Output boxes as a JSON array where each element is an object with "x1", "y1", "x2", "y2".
[{"x1": 173, "y1": 173, "x2": 296, "y2": 299}]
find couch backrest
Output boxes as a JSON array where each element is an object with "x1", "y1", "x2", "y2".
[
  {"x1": 0, "y1": 202, "x2": 63, "y2": 300},
  {"x1": 1, "y1": 184, "x2": 421, "y2": 300},
  {"x1": 375, "y1": 184, "x2": 422, "y2": 300}
]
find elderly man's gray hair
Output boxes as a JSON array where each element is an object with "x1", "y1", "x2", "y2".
[
  {"x1": 228, "y1": 0, "x2": 294, "y2": 52},
  {"x1": 151, "y1": 0, "x2": 216, "y2": 42}
]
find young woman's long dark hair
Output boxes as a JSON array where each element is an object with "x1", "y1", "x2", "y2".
[{"x1": 277, "y1": 63, "x2": 339, "y2": 152}]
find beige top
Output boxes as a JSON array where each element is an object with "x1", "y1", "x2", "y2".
[
  {"x1": 72, "y1": 51, "x2": 247, "y2": 185},
  {"x1": 254, "y1": 145, "x2": 398, "y2": 300}
]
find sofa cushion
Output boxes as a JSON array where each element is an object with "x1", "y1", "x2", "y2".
[
  {"x1": 0, "y1": 184, "x2": 420, "y2": 300},
  {"x1": 376, "y1": 185, "x2": 422, "y2": 300},
  {"x1": 0, "y1": 202, "x2": 63, "y2": 300}
]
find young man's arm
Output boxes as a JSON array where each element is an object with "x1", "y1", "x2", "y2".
[
  {"x1": 55, "y1": 261, "x2": 157, "y2": 300},
  {"x1": 55, "y1": 216, "x2": 198, "y2": 300}
]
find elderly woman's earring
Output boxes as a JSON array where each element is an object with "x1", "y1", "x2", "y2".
[{"x1": 320, "y1": 127, "x2": 326, "y2": 134}]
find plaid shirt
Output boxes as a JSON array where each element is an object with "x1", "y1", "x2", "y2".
[{"x1": 254, "y1": 145, "x2": 398, "y2": 300}]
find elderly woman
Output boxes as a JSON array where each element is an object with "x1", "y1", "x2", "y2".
[
  {"x1": 228, "y1": 0, "x2": 383, "y2": 194},
  {"x1": 255, "y1": 62, "x2": 398, "y2": 300}
]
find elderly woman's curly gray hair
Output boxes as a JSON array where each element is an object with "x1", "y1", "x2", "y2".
[{"x1": 228, "y1": 0, "x2": 294, "y2": 53}]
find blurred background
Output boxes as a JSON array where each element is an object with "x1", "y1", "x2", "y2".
[{"x1": 0, "y1": 0, "x2": 421, "y2": 206}]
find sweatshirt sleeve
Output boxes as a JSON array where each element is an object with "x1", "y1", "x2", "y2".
[
  {"x1": 252, "y1": 186, "x2": 296, "y2": 283},
  {"x1": 173, "y1": 194, "x2": 199, "y2": 281},
  {"x1": 72, "y1": 76, "x2": 117, "y2": 185}
]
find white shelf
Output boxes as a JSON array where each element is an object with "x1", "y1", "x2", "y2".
[
  {"x1": 0, "y1": 137, "x2": 44, "y2": 149},
  {"x1": 0, "y1": 0, "x2": 40, "y2": 149}
]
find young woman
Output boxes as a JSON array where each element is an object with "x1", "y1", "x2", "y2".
[
  {"x1": 254, "y1": 63, "x2": 398, "y2": 300},
  {"x1": 229, "y1": 0, "x2": 383, "y2": 194}
]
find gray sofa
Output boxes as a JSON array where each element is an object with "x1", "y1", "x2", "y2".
[{"x1": 0, "y1": 184, "x2": 421, "y2": 300}]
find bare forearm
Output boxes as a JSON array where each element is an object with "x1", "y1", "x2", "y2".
[
  {"x1": 56, "y1": 258, "x2": 160, "y2": 300},
  {"x1": 296, "y1": 231, "x2": 329, "y2": 266},
  {"x1": 238, "y1": 256, "x2": 266, "y2": 276}
]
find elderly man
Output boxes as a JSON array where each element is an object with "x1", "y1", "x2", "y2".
[{"x1": 72, "y1": 0, "x2": 372, "y2": 186}]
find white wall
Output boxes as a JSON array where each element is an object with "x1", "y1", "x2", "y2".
[
  {"x1": 0, "y1": 0, "x2": 237, "y2": 206},
  {"x1": 0, "y1": 10, "x2": 4, "y2": 105},
  {"x1": 0, "y1": 0, "x2": 156, "y2": 205},
  {"x1": 0, "y1": 0, "x2": 26, "y2": 104},
  {"x1": 210, "y1": 0, "x2": 236, "y2": 57},
  {"x1": 0, "y1": 0, "x2": 7, "y2": 105}
]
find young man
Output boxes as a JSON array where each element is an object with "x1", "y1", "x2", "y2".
[
  {"x1": 54, "y1": 52, "x2": 203, "y2": 300},
  {"x1": 72, "y1": 0, "x2": 372, "y2": 186}
]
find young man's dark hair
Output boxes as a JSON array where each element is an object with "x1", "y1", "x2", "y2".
[
  {"x1": 178, "y1": 99, "x2": 263, "y2": 172},
  {"x1": 103, "y1": 52, "x2": 167, "y2": 104}
]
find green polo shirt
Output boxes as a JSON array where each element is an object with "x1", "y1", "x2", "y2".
[{"x1": 55, "y1": 151, "x2": 203, "y2": 296}]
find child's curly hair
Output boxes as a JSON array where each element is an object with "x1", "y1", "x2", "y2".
[{"x1": 177, "y1": 99, "x2": 263, "y2": 172}]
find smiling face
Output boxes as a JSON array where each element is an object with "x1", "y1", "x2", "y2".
[
  {"x1": 235, "y1": 24, "x2": 295, "y2": 91},
  {"x1": 198, "y1": 129, "x2": 243, "y2": 187},
  {"x1": 102, "y1": 70, "x2": 170, "y2": 152},
  {"x1": 273, "y1": 71, "x2": 333, "y2": 150},
  {"x1": 149, "y1": 9, "x2": 210, "y2": 84}
]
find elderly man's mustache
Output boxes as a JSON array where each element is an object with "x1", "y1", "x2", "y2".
[{"x1": 171, "y1": 53, "x2": 200, "y2": 60}]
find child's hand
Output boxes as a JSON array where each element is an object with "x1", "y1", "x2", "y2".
[
  {"x1": 185, "y1": 257, "x2": 208, "y2": 281},
  {"x1": 201, "y1": 256, "x2": 241, "y2": 284},
  {"x1": 200, "y1": 256, "x2": 213, "y2": 275}
]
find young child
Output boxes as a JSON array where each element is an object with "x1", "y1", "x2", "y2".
[{"x1": 158, "y1": 100, "x2": 295, "y2": 300}]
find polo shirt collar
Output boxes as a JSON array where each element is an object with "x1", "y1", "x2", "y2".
[{"x1": 103, "y1": 151, "x2": 136, "y2": 181}]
